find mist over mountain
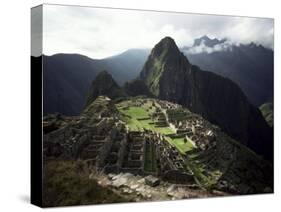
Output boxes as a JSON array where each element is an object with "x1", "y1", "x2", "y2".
[
  {"x1": 192, "y1": 35, "x2": 227, "y2": 48},
  {"x1": 183, "y1": 36, "x2": 273, "y2": 106},
  {"x1": 139, "y1": 37, "x2": 273, "y2": 161}
]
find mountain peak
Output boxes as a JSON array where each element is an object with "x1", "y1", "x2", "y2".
[
  {"x1": 140, "y1": 37, "x2": 190, "y2": 97},
  {"x1": 85, "y1": 70, "x2": 126, "y2": 107},
  {"x1": 159, "y1": 36, "x2": 176, "y2": 45},
  {"x1": 95, "y1": 70, "x2": 114, "y2": 80},
  {"x1": 200, "y1": 35, "x2": 211, "y2": 41},
  {"x1": 151, "y1": 36, "x2": 180, "y2": 58}
]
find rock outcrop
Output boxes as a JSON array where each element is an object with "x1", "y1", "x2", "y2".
[{"x1": 85, "y1": 70, "x2": 126, "y2": 107}]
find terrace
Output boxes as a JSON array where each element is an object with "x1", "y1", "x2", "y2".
[{"x1": 116, "y1": 99, "x2": 196, "y2": 155}]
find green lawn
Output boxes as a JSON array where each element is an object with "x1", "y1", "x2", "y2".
[
  {"x1": 119, "y1": 106, "x2": 151, "y2": 131},
  {"x1": 123, "y1": 107, "x2": 149, "y2": 118},
  {"x1": 165, "y1": 136, "x2": 194, "y2": 154},
  {"x1": 174, "y1": 137, "x2": 194, "y2": 152},
  {"x1": 154, "y1": 126, "x2": 174, "y2": 135}
]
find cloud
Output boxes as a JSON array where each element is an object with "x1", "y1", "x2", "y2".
[
  {"x1": 41, "y1": 4, "x2": 274, "y2": 59},
  {"x1": 218, "y1": 17, "x2": 274, "y2": 49},
  {"x1": 186, "y1": 40, "x2": 233, "y2": 54}
]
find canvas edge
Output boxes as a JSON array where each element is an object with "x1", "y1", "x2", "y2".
[{"x1": 31, "y1": 4, "x2": 43, "y2": 208}]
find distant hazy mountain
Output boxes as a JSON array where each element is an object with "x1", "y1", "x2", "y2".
[
  {"x1": 183, "y1": 36, "x2": 273, "y2": 106},
  {"x1": 139, "y1": 36, "x2": 273, "y2": 161},
  {"x1": 42, "y1": 49, "x2": 149, "y2": 115},
  {"x1": 103, "y1": 49, "x2": 149, "y2": 85}
]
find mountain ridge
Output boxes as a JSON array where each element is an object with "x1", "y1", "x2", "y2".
[
  {"x1": 40, "y1": 49, "x2": 148, "y2": 115},
  {"x1": 139, "y1": 36, "x2": 273, "y2": 161},
  {"x1": 39, "y1": 36, "x2": 273, "y2": 116}
]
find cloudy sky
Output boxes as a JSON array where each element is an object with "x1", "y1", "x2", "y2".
[{"x1": 40, "y1": 4, "x2": 274, "y2": 59}]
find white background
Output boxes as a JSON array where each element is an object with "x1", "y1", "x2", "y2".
[{"x1": 0, "y1": 0, "x2": 279, "y2": 211}]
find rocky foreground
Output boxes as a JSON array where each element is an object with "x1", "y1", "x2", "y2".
[{"x1": 91, "y1": 171, "x2": 228, "y2": 202}]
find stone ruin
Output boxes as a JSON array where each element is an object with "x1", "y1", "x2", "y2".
[
  {"x1": 146, "y1": 99, "x2": 218, "y2": 151},
  {"x1": 162, "y1": 105, "x2": 217, "y2": 151},
  {"x1": 43, "y1": 113, "x2": 196, "y2": 185}
]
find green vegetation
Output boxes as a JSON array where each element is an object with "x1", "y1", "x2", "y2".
[
  {"x1": 259, "y1": 102, "x2": 273, "y2": 127},
  {"x1": 185, "y1": 160, "x2": 218, "y2": 190},
  {"x1": 166, "y1": 136, "x2": 194, "y2": 154},
  {"x1": 116, "y1": 98, "x2": 236, "y2": 190},
  {"x1": 43, "y1": 160, "x2": 129, "y2": 207},
  {"x1": 118, "y1": 104, "x2": 172, "y2": 134},
  {"x1": 117, "y1": 100, "x2": 195, "y2": 154},
  {"x1": 145, "y1": 58, "x2": 164, "y2": 96},
  {"x1": 116, "y1": 99, "x2": 223, "y2": 188},
  {"x1": 124, "y1": 106, "x2": 148, "y2": 118}
]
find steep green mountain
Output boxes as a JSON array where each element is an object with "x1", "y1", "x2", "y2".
[
  {"x1": 85, "y1": 70, "x2": 126, "y2": 107},
  {"x1": 260, "y1": 102, "x2": 273, "y2": 127},
  {"x1": 140, "y1": 37, "x2": 273, "y2": 161}
]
